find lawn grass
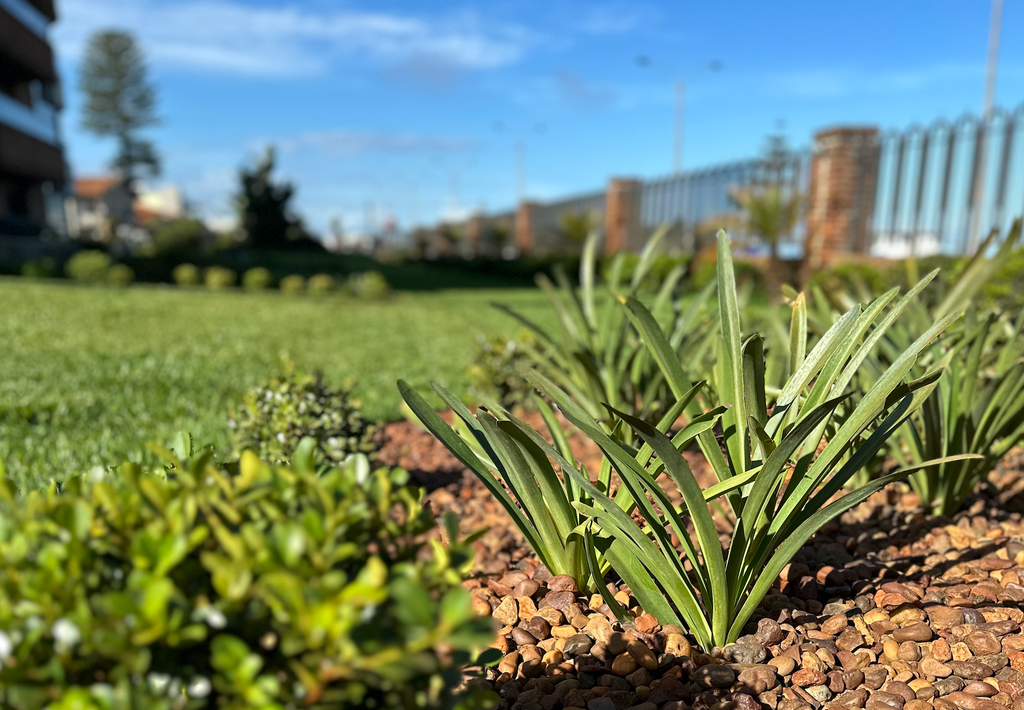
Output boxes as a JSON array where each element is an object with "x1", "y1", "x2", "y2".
[{"x1": 0, "y1": 279, "x2": 552, "y2": 487}]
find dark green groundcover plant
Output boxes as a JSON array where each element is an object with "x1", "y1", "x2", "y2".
[{"x1": 0, "y1": 442, "x2": 496, "y2": 710}]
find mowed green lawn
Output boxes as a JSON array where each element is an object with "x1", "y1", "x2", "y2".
[{"x1": 0, "y1": 279, "x2": 552, "y2": 486}]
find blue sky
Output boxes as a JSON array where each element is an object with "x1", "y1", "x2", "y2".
[{"x1": 52, "y1": 0, "x2": 1024, "y2": 238}]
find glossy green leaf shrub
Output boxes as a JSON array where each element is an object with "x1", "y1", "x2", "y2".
[
  {"x1": 242, "y1": 266, "x2": 272, "y2": 291},
  {"x1": 465, "y1": 331, "x2": 536, "y2": 412},
  {"x1": 347, "y1": 270, "x2": 391, "y2": 300},
  {"x1": 229, "y1": 363, "x2": 378, "y2": 464},
  {"x1": 65, "y1": 250, "x2": 113, "y2": 283},
  {"x1": 203, "y1": 266, "x2": 237, "y2": 291},
  {"x1": 279, "y1": 274, "x2": 306, "y2": 295},
  {"x1": 308, "y1": 273, "x2": 336, "y2": 297},
  {"x1": 172, "y1": 262, "x2": 200, "y2": 287},
  {"x1": 0, "y1": 447, "x2": 496, "y2": 710}
]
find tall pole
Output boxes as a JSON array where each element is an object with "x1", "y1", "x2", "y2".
[
  {"x1": 515, "y1": 139, "x2": 526, "y2": 202},
  {"x1": 966, "y1": 0, "x2": 1004, "y2": 254},
  {"x1": 674, "y1": 80, "x2": 686, "y2": 176}
]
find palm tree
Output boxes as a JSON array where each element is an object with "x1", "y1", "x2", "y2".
[{"x1": 730, "y1": 184, "x2": 802, "y2": 265}]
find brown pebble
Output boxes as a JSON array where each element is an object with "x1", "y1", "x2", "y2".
[
  {"x1": 920, "y1": 658, "x2": 953, "y2": 678},
  {"x1": 864, "y1": 666, "x2": 889, "y2": 690},
  {"x1": 947, "y1": 660, "x2": 994, "y2": 680},
  {"x1": 934, "y1": 640, "x2": 953, "y2": 662},
  {"x1": 493, "y1": 597, "x2": 519, "y2": 626},
  {"x1": 899, "y1": 642, "x2": 923, "y2": 662},
  {"x1": 966, "y1": 632, "x2": 1001, "y2": 657},
  {"x1": 894, "y1": 623, "x2": 933, "y2": 643},
  {"x1": 548, "y1": 575, "x2": 577, "y2": 593},
  {"x1": 865, "y1": 690, "x2": 906, "y2": 710},
  {"x1": 770, "y1": 656, "x2": 797, "y2": 676},
  {"x1": 793, "y1": 669, "x2": 827, "y2": 687},
  {"x1": 889, "y1": 681, "x2": 917, "y2": 703},
  {"x1": 513, "y1": 579, "x2": 541, "y2": 599},
  {"x1": 963, "y1": 682, "x2": 998, "y2": 697},
  {"x1": 627, "y1": 640, "x2": 659, "y2": 671},
  {"x1": 905, "y1": 701, "x2": 933, "y2": 710}
]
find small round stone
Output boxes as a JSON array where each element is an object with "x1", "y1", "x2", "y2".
[{"x1": 769, "y1": 656, "x2": 797, "y2": 676}]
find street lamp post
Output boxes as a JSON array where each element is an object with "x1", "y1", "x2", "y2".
[
  {"x1": 492, "y1": 120, "x2": 547, "y2": 204},
  {"x1": 637, "y1": 57, "x2": 722, "y2": 177},
  {"x1": 966, "y1": 0, "x2": 1004, "y2": 254}
]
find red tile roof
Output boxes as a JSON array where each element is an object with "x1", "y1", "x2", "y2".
[{"x1": 75, "y1": 176, "x2": 121, "y2": 199}]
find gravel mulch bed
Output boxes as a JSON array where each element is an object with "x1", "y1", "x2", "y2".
[{"x1": 381, "y1": 413, "x2": 1024, "y2": 710}]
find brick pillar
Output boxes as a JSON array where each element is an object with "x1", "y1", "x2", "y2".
[
  {"x1": 803, "y1": 127, "x2": 880, "y2": 273},
  {"x1": 515, "y1": 201, "x2": 536, "y2": 255},
  {"x1": 604, "y1": 178, "x2": 642, "y2": 254}
]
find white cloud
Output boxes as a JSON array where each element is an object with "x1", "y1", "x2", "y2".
[
  {"x1": 53, "y1": 0, "x2": 535, "y2": 77},
  {"x1": 550, "y1": 70, "x2": 618, "y2": 110},
  {"x1": 761, "y1": 63, "x2": 988, "y2": 100},
  {"x1": 275, "y1": 130, "x2": 477, "y2": 156},
  {"x1": 574, "y1": 4, "x2": 652, "y2": 35}
]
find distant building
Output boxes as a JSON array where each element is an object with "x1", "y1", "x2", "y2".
[
  {"x1": 133, "y1": 183, "x2": 186, "y2": 226},
  {"x1": 67, "y1": 178, "x2": 189, "y2": 246},
  {"x1": 66, "y1": 176, "x2": 133, "y2": 241},
  {"x1": 0, "y1": 0, "x2": 67, "y2": 237}
]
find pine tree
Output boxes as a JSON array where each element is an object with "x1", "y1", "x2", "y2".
[
  {"x1": 236, "y1": 148, "x2": 310, "y2": 249},
  {"x1": 79, "y1": 30, "x2": 160, "y2": 189}
]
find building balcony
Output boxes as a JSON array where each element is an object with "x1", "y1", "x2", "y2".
[
  {"x1": 0, "y1": 121, "x2": 64, "y2": 183},
  {"x1": 0, "y1": 2, "x2": 57, "y2": 82},
  {"x1": 0, "y1": 89, "x2": 58, "y2": 145}
]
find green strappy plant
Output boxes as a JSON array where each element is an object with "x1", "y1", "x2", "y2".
[
  {"x1": 492, "y1": 228, "x2": 716, "y2": 437},
  {"x1": 544, "y1": 232, "x2": 969, "y2": 649},
  {"x1": 813, "y1": 219, "x2": 1024, "y2": 514},
  {"x1": 400, "y1": 231, "x2": 970, "y2": 649}
]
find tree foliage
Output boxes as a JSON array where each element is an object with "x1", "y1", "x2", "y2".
[
  {"x1": 236, "y1": 148, "x2": 313, "y2": 250},
  {"x1": 730, "y1": 134, "x2": 802, "y2": 262},
  {"x1": 79, "y1": 30, "x2": 160, "y2": 184}
]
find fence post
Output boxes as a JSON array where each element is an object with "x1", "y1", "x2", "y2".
[
  {"x1": 803, "y1": 127, "x2": 880, "y2": 273},
  {"x1": 604, "y1": 178, "x2": 642, "y2": 253},
  {"x1": 515, "y1": 201, "x2": 536, "y2": 255}
]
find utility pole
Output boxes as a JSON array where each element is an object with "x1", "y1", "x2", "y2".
[
  {"x1": 966, "y1": 0, "x2": 1004, "y2": 254},
  {"x1": 637, "y1": 57, "x2": 721, "y2": 177},
  {"x1": 515, "y1": 139, "x2": 526, "y2": 202}
]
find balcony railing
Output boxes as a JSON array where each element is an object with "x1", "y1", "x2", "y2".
[
  {"x1": 0, "y1": 0, "x2": 49, "y2": 38},
  {"x1": 0, "y1": 90, "x2": 59, "y2": 145}
]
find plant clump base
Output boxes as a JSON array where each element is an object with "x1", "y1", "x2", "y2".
[{"x1": 379, "y1": 428, "x2": 1024, "y2": 710}]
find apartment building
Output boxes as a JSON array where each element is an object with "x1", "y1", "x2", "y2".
[{"x1": 0, "y1": 0, "x2": 66, "y2": 237}]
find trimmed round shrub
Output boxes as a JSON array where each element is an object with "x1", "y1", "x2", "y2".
[
  {"x1": 65, "y1": 250, "x2": 112, "y2": 283},
  {"x1": 105, "y1": 263, "x2": 135, "y2": 287},
  {"x1": 279, "y1": 274, "x2": 306, "y2": 295},
  {"x1": 20, "y1": 258, "x2": 55, "y2": 279},
  {"x1": 242, "y1": 266, "x2": 273, "y2": 291},
  {"x1": 348, "y1": 270, "x2": 391, "y2": 299},
  {"x1": 229, "y1": 364, "x2": 379, "y2": 463},
  {"x1": 308, "y1": 273, "x2": 336, "y2": 296},
  {"x1": 0, "y1": 447, "x2": 496, "y2": 710},
  {"x1": 172, "y1": 262, "x2": 200, "y2": 286},
  {"x1": 204, "y1": 266, "x2": 237, "y2": 291}
]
